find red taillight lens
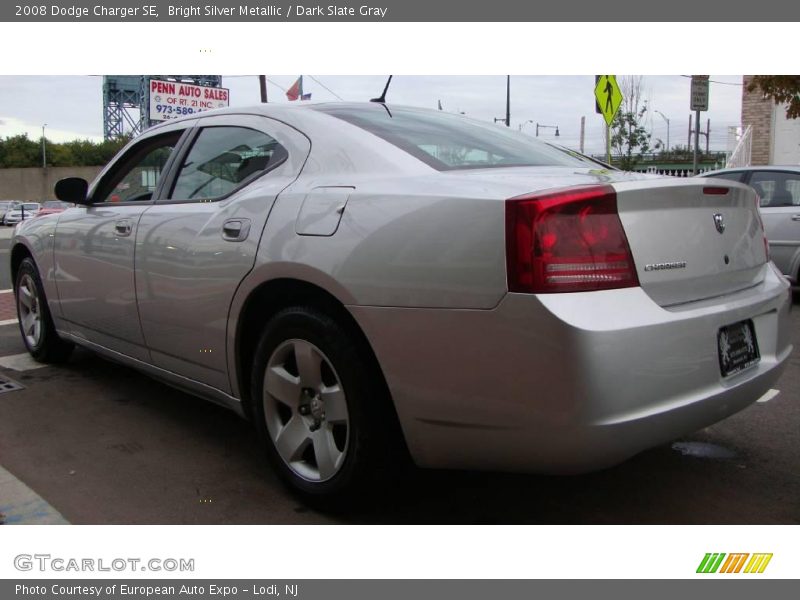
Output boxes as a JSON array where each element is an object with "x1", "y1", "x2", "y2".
[{"x1": 505, "y1": 184, "x2": 639, "y2": 293}]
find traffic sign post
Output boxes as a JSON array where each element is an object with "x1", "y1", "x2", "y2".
[
  {"x1": 594, "y1": 75, "x2": 623, "y2": 164},
  {"x1": 690, "y1": 75, "x2": 709, "y2": 175}
]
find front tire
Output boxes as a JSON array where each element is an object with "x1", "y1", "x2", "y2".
[
  {"x1": 15, "y1": 257, "x2": 74, "y2": 363},
  {"x1": 251, "y1": 306, "x2": 391, "y2": 502}
]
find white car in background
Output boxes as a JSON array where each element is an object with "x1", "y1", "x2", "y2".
[
  {"x1": 0, "y1": 200, "x2": 22, "y2": 224},
  {"x1": 702, "y1": 166, "x2": 800, "y2": 286},
  {"x1": 4, "y1": 202, "x2": 41, "y2": 226}
]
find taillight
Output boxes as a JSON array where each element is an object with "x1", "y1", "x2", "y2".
[
  {"x1": 505, "y1": 184, "x2": 639, "y2": 293},
  {"x1": 754, "y1": 194, "x2": 770, "y2": 261}
]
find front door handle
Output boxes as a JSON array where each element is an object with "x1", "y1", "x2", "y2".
[
  {"x1": 791, "y1": 214, "x2": 800, "y2": 221},
  {"x1": 115, "y1": 219, "x2": 132, "y2": 237},
  {"x1": 222, "y1": 218, "x2": 251, "y2": 242}
]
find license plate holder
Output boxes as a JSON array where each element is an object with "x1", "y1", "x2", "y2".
[{"x1": 718, "y1": 319, "x2": 760, "y2": 377}]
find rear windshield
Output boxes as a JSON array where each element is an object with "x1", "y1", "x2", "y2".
[{"x1": 314, "y1": 105, "x2": 590, "y2": 171}]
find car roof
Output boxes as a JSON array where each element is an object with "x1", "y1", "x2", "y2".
[
  {"x1": 144, "y1": 101, "x2": 451, "y2": 134},
  {"x1": 704, "y1": 165, "x2": 800, "y2": 176}
]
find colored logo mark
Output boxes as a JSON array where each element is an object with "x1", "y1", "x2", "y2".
[{"x1": 696, "y1": 553, "x2": 773, "y2": 574}]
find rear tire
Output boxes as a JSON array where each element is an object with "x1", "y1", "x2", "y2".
[
  {"x1": 251, "y1": 306, "x2": 395, "y2": 503},
  {"x1": 15, "y1": 257, "x2": 74, "y2": 363}
]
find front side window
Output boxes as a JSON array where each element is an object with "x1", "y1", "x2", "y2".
[
  {"x1": 94, "y1": 132, "x2": 181, "y2": 203},
  {"x1": 314, "y1": 104, "x2": 589, "y2": 171},
  {"x1": 170, "y1": 126, "x2": 287, "y2": 200}
]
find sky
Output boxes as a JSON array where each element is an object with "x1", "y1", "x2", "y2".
[{"x1": 0, "y1": 75, "x2": 745, "y2": 156}]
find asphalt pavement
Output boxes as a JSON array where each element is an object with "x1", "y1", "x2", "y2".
[{"x1": 0, "y1": 227, "x2": 798, "y2": 524}]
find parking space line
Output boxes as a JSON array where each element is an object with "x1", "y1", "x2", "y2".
[
  {"x1": 0, "y1": 318, "x2": 18, "y2": 326},
  {"x1": 0, "y1": 465, "x2": 70, "y2": 525},
  {"x1": 0, "y1": 353, "x2": 46, "y2": 371},
  {"x1": 757, "y1": 389, "x2": 780, "y2": 404}
]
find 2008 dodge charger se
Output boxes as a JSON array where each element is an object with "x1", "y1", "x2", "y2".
[{"x1": 11, "y1": 103, "x2": 793, "y2": 499}]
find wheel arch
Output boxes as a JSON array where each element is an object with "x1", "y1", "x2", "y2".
[
  {"x1": 10, "y1": 242, "x2": 34, "y2": 288},
  {"x1": 232, "y1": 277, "x2": 396, "y2": 426}
]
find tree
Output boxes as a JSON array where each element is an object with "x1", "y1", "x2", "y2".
[
  {"x1": 747, "y1": 76, "x2": 800, "y2": 119},
  {"x1": 0, "y1": 134, "x2": 130, "y2": 168},
  {"x1": 0, "y1": 134, "x2": 40, "y2": 168},
  {"x1": 609, "y1": 75, "x2": 652, "y2": 171}
]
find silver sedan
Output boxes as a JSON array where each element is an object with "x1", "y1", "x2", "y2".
[
  {"x1": 702, "y1": 166, "x2": 800, "y2": 286},
  {"x1": 10, "y1": 103, "x2": 793, "y2": 500}
]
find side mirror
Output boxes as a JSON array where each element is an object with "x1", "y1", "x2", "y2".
[{"x1": 54, "y1": 177, "x2": 91, "y2": 206}]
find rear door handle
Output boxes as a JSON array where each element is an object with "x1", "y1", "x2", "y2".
[
  {"x1": 115, "y1": 219, "x2": 132, "y2": 236},
  {"x1": 791, "y1": 214, "x2": 800, "y2": 221},
  {"x1": 222, "y1": 218, "x2": 251, "y2": 242}
]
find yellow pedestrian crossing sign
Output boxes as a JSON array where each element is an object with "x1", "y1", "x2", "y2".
[{"x1": 595, "y1": 75, "x2": 623, "y2": 126}]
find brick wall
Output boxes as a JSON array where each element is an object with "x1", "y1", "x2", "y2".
[{"x1": 741, "y1": 75, "x2": 774, "y2": 165}]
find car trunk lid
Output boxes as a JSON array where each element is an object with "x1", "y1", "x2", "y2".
[{"x1": 613, "y1": 178, "x2": 768, "y2": 307}]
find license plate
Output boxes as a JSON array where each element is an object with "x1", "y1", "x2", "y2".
[{"x1": 718, "y1": 319, "x2": 760, "y2": 377}]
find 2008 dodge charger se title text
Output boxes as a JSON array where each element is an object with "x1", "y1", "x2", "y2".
[{"x1": 10, "y1": 103, "x2": 793, "y2": 500}]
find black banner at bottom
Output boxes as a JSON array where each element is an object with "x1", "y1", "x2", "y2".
[{"x1": 3, "y1": 580, "x2": 797, "y2": 600}]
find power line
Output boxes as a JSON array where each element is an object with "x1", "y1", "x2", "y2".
[
  {"x1": 679, "y1": 75, "x2": 742, "y2": 86},
  {"x1": 306, "y1": 75, "x2": 344, "y2": 101},
  {"x1": 265, "y1": 78, "x2": 287, "y2": 92}
]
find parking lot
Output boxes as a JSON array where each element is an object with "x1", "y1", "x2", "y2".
[{"x1": 0, "y1": 226, "x2": 798, "y2": 525}]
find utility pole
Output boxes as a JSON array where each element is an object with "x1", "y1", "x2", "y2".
[
  {"x1": 505, "y1": 75, "x2": 510, "y2": 127},
  {"x1": 579, "y1": 116, "x2": 585, "y2": 153},
  {"x1": 259, "y1": 75, "x2": 268, "y2": 103},
  {"x1": 655, "y1": 110, "x2": 670, "y2": 155},
  {"x1": 41, "y1": 123, "x2": 47, "y2": 169},
  {"x1": 690, "y1": 75, "x2": 709, "y2": 175},
  {"x1": 693, "y1": 109, "x2": 700, "y2": 175}
]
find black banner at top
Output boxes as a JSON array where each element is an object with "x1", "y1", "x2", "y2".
[{"x1": 3, "y1": 0, "x2": 799, "y2": 21}]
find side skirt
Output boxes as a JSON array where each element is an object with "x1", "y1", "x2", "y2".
[{"x1": 59, "y1": 331, "x2": 247, "y2": 419}]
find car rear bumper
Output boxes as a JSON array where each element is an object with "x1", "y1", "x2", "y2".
[{"x1": 349, "y1": 262, "x2": 793, "y2": 473}]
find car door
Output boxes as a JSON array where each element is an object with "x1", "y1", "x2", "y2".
[
  {"x1": 134, "y1": 114, "x2": 310, "y2": 392},
  {"x1": 53, "y1": 123, "x2": 193, "y2": 360},
  {"x1": 745, "y1": 170, "x2": 800, "y2": 283}
]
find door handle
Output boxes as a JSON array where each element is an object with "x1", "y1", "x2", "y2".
[
  {"x1": 222, "y1": 218, "x2": 251, "y2": 242},
  {"x1": 115, "y1": 219, "x2": 132, "y2": 236},
  {"x1": 791, "y1": 214, "x2": 800, "y2": 221}
]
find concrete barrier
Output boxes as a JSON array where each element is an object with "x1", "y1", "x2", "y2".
[{"x1": 0, "y1": 166, "x2": 103, "y2": 202}]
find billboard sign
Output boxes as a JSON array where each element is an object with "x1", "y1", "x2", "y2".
[{"x1": 149, "y1": 79, "x2": 230, "y2": 121}]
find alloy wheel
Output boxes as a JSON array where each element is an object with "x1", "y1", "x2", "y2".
[
  {"x1": 17, "y1": 273, "x2": 42, "y2": 349},
  {"x1": 263, "y1": 339, "x2": 350, "y2": 482}
]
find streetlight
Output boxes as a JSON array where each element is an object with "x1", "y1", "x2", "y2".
[
  {"x1": 518, "y1": 119, "x2": 535, "y2": 132},
  {"x1": 536, "y1": 123, "x2": 560, "y2": 137},
  {"x1": 41, "y1": 124, "x2": 47, "y2": 168},
  {"x1": 654, "y1": 110, "x2": 670, "y2": 154}
]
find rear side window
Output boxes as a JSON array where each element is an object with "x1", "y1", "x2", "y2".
[
  {"x1": 169, "y1": 126, "x2": 288, "y2": 200},
  {"x1": 314, "y1": 105, "x2": 588, "y2": 171},
  {"x1": 749, "y1": 171, "x2": 800, "y2": 207},
  {"x1": 707, "y1": 171, "x2": 745, "y2": 183}
]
